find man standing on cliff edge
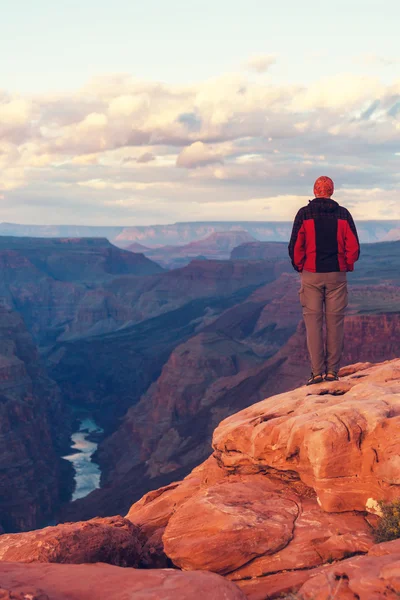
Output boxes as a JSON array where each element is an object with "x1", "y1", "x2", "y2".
[{"x1": 288, "y1": 176, "x2": 360, "y2": 385}]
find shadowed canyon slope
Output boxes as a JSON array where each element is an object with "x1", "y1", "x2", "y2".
[
  {"x1": 0, "y1": 306, "x2": 72, "y2": 533},
  {"x1": 45, "y1": 259, "x2": 290, "y2": 421},
  {"x1": 0, "y1": 237, "x2": 163, "y2": 345}
]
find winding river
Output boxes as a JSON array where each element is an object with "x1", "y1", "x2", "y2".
[{"x1": 63, "y1": 417, "x2": 104, "y2": 501}]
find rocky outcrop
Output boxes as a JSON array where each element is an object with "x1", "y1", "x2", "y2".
[
  {"x1": 292, "y1": 538, "x2": 400, "y2": 600},
  {"x1": 0, "y1": 516, "x2": 144, "y2": 567},
  {"x1": 0, "y1": 236, "x2": 163, "y2": 280},
  {"x1": 1, "y1": 359, "x2": 399, "y2": 599},
  {"x1": 0, "y1": 562, "x2": 246, "y2": 600},
  {"x1": 126, "y1": 359, "x2": 400, "y2": 598},
  {"x1": 0, "y1": 306, "x2": 72, "y2": 533},
  {"x1": 212, "y1": 359, "x2": 400, "y2": 513}
]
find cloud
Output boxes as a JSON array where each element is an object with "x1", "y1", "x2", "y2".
[
  {"x1": 245, "y1": 54, "x2": 277, "y2": 73},
  {"x1": 0, "y1": 64, "x2": 399, "y2": 224},
  {"x1": 176, "y1": 141, "x2": 223, "y2": 169},
  {"x1": 136, "y1": 152, "x2": 155, "y2": 163}
]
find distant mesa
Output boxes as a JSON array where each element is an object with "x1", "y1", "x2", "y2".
[
  {"x1": 2, "y1": 219, "x2": 400, "y2": 247},
  {"x1": 0, "y1": 235, "x2": 163, "y2": 283},
  {"x1": 127, "y1": 230, "x2": 259, "y2": 268}
]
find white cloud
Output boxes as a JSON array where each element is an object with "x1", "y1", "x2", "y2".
[
  {"x1": 0, "y1": 65, "x2": 400, "y2": 223},
  {"x1": 176, "y1": 141, "x2": 223, "y2": 169},
  {"x1": 0, "y1": 98, "x2": 33, "y2": 125}
]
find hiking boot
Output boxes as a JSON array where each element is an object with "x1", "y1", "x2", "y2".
[
  {"x1": 325, "y1": 371, "x2": 339, "y2": 382},
  {"x1": 306, "y1": 373, "x2": 324, "y2": 386}
]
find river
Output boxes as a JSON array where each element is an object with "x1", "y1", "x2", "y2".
[{"x1": 63, "y1": 417, "x2": 104, "y2": 501}]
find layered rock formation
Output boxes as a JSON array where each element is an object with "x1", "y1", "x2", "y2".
[
  {"x1": 292, "y1": 538, "x2": 400, "y2": 600},
  {"x1": 0, "y1": 516, "x2": 144, "y2": 567},
  {"x1": 0, "y1": 306, "x2": 72, "y2": 533},
  {"x1": 0, "y1": 237, "x2": 163, "y2": 345},
  {"x1": 125, "y1": 359, "x2": 400, "y2": 598}
]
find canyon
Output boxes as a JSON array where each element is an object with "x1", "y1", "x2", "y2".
[{"x1": 0, "y1": 234, "x2": 400, "y2": 534}]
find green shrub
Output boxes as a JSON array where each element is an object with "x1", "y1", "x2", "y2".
[{"x1": 374, "y1": 499, "x2": 400, "y2": 543}]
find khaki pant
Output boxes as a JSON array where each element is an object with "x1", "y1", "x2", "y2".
[{"x1": 299, "y1": 270, "x2": 348, "y2": 375}]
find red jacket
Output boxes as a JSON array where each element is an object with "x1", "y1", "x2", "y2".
[{"x1": 288, "y1": 198, "x2": 360, "y2": 273}]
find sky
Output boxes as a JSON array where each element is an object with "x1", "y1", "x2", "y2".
[{"x1": 1, "y1": 0, "x2": 400, "y2": 225}]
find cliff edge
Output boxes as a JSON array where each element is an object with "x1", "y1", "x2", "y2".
[{"x1": 0, "y1": 359, "x2": 399, "y2": 599}]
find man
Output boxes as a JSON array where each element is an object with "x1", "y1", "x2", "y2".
[{"x1": 288, "y1": 176, "x2": 360, "y2": 385}]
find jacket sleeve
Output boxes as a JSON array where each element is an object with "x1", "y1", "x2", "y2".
[
  {"x1": 288, "y1": 209, "x2": 306, "y2": 272},
  {"x1": 344, "y1": 210, "x2": 360, "y2": 271}
]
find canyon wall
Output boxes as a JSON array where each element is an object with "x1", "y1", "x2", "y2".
[{"x1": 0, "y1": 306, "x2": 73, "y2": 533}]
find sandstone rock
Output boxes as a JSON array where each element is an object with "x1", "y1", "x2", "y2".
[
  {"x1": 212, "y1": 359, "x2": 400, "y2": 513},
  {"x1": 159, "y1": 476, "x2": 374, "y2": 595},
  {"x1": 126, "y1": 456, "x2": 227, "y2": 566},
  {"x1": 0, "y1": 516, "x2": 143, "y2": 567},
  {"x1": 295, "y1": 538, "x2": 400, "y2": 599},
  {"x1": 163, "y1": 479, "x2": 300, "y2": 574},
  {"x1": 228, "y1": 498, "x2": 373, "y2": 582},
  {"x1": 124, "y1": 360, "x2": 400, "y2": 599},
  {"x1": 0, "y1": 562, "x2": 247, "y2": 600}
]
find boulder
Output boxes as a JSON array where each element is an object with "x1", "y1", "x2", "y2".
[
  {"x1": 212, "y1": 359, "x2": 400, "y2": 513},
  {"x1": 295, "y1": 538, "x2": 400, "y2": 599},
  {"x1": 126, "y1": 360, "x2": 400, "y2": 598},
  {"x1": 0, "y1": 516, "x2": 143, "y2": 567},
  {"x1": 163, "y1": 479, "x2": 299, "y2": 574}
]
